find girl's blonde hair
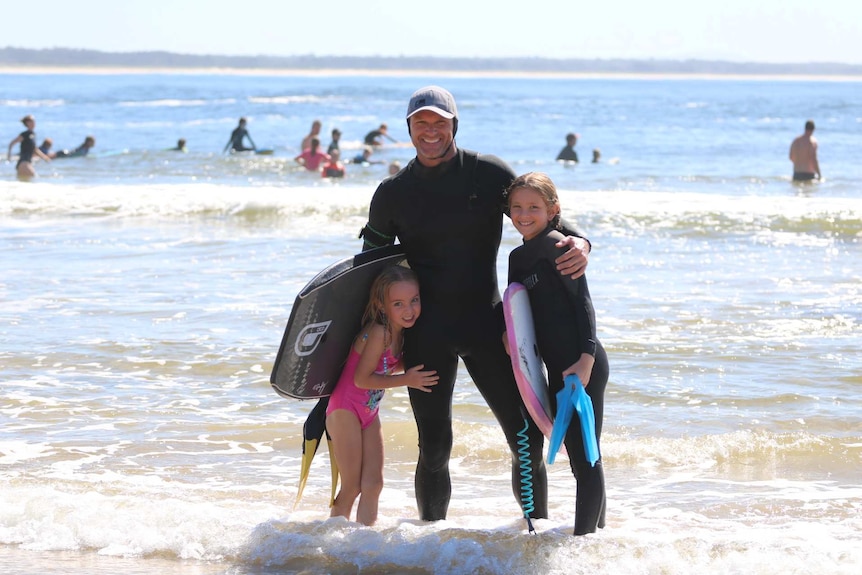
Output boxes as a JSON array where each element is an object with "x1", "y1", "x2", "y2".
[
  {"x1": 505, "y1": 171, "x2": 562, "y2": 229},
  {"x1": 361, "y1": 264, "x2": 419, "y2": 327}
]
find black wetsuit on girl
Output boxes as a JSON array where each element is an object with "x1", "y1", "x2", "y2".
[
  {"x1": 356, "y1": 148, "x2": 589, "y2": 521},
  {"x1": 16, "y1": 129, "x2": 36, "y2": 167},
  {"x1": 508, "y1": 224, "x2": 609, "y2": 535}
]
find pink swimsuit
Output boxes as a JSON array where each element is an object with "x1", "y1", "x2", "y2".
[{"x1": 326, "y1": 346, "x2": 401, "y2": 429}]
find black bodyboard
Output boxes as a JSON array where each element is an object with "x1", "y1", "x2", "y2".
[{"x1": 270, "y1": 244, "x2": 407, "y2": 399}]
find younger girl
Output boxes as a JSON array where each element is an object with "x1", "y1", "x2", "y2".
[
  {"x1": 326, "y1": 265, "x2": 438, "y2": 525},
  {"x1": 505, "y1": 172, "x2": 609, "y2": 535}
]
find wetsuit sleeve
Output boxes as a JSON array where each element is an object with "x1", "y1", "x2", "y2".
[
  {"x1": 466, "y1": 152, "x2": 516, "y2": 336},
  {"x1": 360, "y1": 181, "x2": 397, "y2": 251},
  {"x1": 558, "y1": 217, "x2": 591, "y2": 251},
  {"x1": 507, "y1": 247, "x2": 522, "y2": 286},
  {"x1": 541, "y1": 234, "x2": 598, "y2": 356}
]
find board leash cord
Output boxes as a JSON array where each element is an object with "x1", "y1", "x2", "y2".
[{"x1": 517, "y1": 413, "x2": 537, "y2": 534}]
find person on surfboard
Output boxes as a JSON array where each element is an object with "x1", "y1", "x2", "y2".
[
  {"x1": 52, "y1": 135, "x2": 96, "y2": 158},
  {"x1": 363, "y1": 123, "x2": 397, "y2": 147},
  {"x1": 350, "y1": 145, "x2": 384, "y2": 165},
  {"x1": 223, "y1": 117, "x2": 256, "y2": 153},
  {"x1": 505, "y1": 171, "x2": 608, "y2": 535},
  {"x1": 325, "y1": 265, "x2": 438, "y2": 525}
]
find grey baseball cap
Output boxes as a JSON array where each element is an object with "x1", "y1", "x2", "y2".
[{"x1": 406, "y1": 86, "x2": 458, "y2": 120}]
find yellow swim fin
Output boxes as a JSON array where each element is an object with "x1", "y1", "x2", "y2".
[
  {"x1": 328, "y1": 438, "x2": 339, "y2": 507},
  {"x1": 294, "y1": 437, "x2": 320, "y2": 510},
  {"x1": 294, "y1": 397, "x2": 335, "y2": 509}
]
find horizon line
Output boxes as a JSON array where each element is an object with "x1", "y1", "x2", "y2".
[{"x1": 3, "y1": 46, "x2": 862, "y2": 71}]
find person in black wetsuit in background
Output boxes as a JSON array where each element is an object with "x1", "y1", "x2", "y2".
[
  {"x1": 300, "y1": 86, "x2": 591, "y2": 523},
  {"x1": 506, "y1": 172, "x2": 608, "y2": 535},
  {"x1": 7, "y1": 114, "x2": 51, "y2": 180},
  {"x1": 556, "y1": 132, "x2": 579, "y2": 162},
  {"x1": 223, "y1": 117, "x2": 256, "y2": 153},
  {"x1": 364, "y1": 123, "x2": 397, "y2": 147}
]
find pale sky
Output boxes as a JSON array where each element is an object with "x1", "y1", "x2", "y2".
[{"x1": 3, "y1": 0, "x2": 861, "y2": 64}]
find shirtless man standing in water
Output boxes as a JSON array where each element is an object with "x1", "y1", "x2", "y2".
[{"x1": 789, "y1": 120, "x2": 821, "y2": 182}]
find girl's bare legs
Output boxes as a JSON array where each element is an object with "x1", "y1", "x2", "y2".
[
  {"x1": 16, "y1": 161, "x2": 36, "y2": 180},
  {"x1": 326, "y1": 409, "x2": 363, "y2": 520},
  {"x1": 356, "y1": 416, "x2": 384, "y2": 526}
]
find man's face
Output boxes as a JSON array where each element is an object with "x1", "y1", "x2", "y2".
[{"x1": 408, "y1": 110, "x2": 456, "y2": 167}]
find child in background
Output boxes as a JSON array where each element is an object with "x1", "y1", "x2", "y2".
[
  {"x1": 327, "y1": 128, "x2": 341, "y2": 155},
  {"x1": 53, "y1": 135, "x2": 96, "y2": 158},
  {"x1": 326, "y1": 265, "x2": 438, "y2": 525},
  {"x1": 505, "y1": 172, "x2": 609, "y2": 535},
  {"x1": 351, "y1": 145, "x2": 384, "y2": 165},
  {"x1": 321, "y1": 148, "x2": 346, "y2": 178},
  {"x1": 38, "y1": 138, "x2": 53, "y2": 156}
]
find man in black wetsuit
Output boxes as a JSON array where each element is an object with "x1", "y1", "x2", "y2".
[{"x1": 355, "y1": 86, "x2": 591, "y2": 521}]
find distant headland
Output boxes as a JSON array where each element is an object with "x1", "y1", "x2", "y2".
[{"x1": 2, "y1": 47, "x2": 862, "y2": 77}]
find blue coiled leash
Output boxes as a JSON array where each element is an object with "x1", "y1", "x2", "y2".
[{"x1": 517, "y1": 408, "x2": 537, "y2": 534}]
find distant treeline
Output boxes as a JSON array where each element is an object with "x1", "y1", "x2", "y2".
[{"x1": 2, "y1": 47, "x2": 862, "y2": 76}]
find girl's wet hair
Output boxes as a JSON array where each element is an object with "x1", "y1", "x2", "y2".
[
  {"x1": 505, "y1": 171, "x2": 562, "y2": 229},
  {"x1": 362, "y1": 264, "x2": 419, "y2": 327}
]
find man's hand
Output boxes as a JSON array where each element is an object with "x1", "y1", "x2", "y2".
[{"x1": 555, "y1": 236, "x2": 590, "y2": 279}]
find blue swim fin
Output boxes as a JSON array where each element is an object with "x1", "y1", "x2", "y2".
[
  {"x1": 547, "y1": 378, "x2": 576, "y2": 465},
  {"x1": 569, "y1": 374, "x2": 600, "y2": 467}
]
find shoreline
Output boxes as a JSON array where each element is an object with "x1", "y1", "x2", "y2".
[{"x1": 2, "y1": 65, "x2": 862, "y2": 82}]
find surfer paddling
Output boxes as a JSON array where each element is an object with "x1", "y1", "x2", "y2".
[
  {"x1": 325, "y1": 265, "x2": 438, "y2": 526},
  {"x1": 505, "y1": 172, "x2": 608, "y2": 535}
]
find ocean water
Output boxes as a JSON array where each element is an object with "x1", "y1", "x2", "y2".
[{"x1": 1, "y1": 71, "x2": 861, "y2": 574}]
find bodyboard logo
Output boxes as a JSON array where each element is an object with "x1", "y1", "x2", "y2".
[
  {"x1": 295, "y1": 320, "x2": 332, "y2": 356},
  {"x1": 312, "y1": 381, "x2": 329, "y2": 395}
]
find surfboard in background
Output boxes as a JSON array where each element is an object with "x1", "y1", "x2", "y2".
[
  {"x1": 503, "y1": 282, "x2": 555, "y2": 440},
  {"x1": 270, "y1": 244, "x2": 407, "y2": 400},
  {"x1": 226, "y1": 148, "x2": 274, "y2": 156}
]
